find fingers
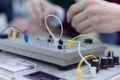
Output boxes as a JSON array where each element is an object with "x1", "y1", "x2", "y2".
[
  {"x1": 27, "y1": 1, "x2": 37, "y2": 21},
  {"x1": 42, "y1": 1, "x2": 57, "y2": 17},
  {"x1": 71, "y1": 10, "x2": 88, "y2": 28},
  {"x1": 67, "y1": 0, "x2": 86, "y2": 22},
  {"x1": 27, "y1": 0, "x2": 43, "y2": 26},
  {"x1": 75, "y1": 18, "x2": 92, "y2": 33}
]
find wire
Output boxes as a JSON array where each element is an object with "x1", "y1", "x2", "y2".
[
  {"x1": 77, "y1": 41, "x2": 91, "y2": 68},
  {"x1": 72, "y1": 34, "x2": 113, "y2": 57},
  {"x1": 0, "y1": 26, "x2": 25, "y2": 35},
  {"x1": 0, "y1": 26, "x2": 28, "y2": 42},
  {"x1": 77, "y1": 54, "x2": 97, "y2": 69},
  {"x1": 76, "y1": 54, "x2": 97, "y2": 80},
  {"x1": 45, "y1": 14, "x2": 63, "y2": 46}
]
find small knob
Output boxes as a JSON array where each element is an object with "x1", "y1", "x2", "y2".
[
  {"x1": 58, "y1": 39, "x2": 63, "y2": 45},
  {"x1": 58, "y1": 45, "x2": 62, "y2": 49}
]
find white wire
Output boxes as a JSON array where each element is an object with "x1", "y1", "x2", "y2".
[
  {"x1": 45, "y1": 14, "x2": 63, "y2": 46},
  {"x1": 77, "y1": 41, "x2": 91, "y2": 68}
]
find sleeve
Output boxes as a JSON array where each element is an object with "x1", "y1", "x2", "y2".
[
  {"x1": 0, "y1": 0, "x2": 13, "y2": 22},
  {"x1": 106, "y1": 0, "x2": 120, "y2": 4}
]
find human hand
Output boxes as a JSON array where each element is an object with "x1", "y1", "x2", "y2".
[
  {"x1": 27, "y1": 0, "x2": 57, "y2": 27},
  {"x1": 10, "y1": 18, "x2": 43, "y2": 34},
  {"x1": 67, "y1": 0, "x2": 120, "y2": 33}
]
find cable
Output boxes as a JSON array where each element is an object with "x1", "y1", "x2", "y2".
[
  {"x1": 45, "y1": 14, "x2": 63, "y2": 46},
  {"x1": 77, "y1": 41, "x2": 91, "y2": 68},
  {"x1": 0, "y1": 26, "x2": 28, "y2": 42},
  {"x1": 71, "y1": 34, "x2": 113, "y2": 57},
  {"x1": 0, "y1": 26, "x2": 24, "y2": 35},
  {"x1": 77, "y1": 55, "x2": 97, "y2": 69},
  {"x1": 11, "y1": 27, "x2": 17, "y2": 40},
  {"x1": 76, "y1": 54, "x2": 98, "y2": 80}
]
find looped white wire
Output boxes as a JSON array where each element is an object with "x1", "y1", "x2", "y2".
[{"x1": 45, "y1": 14, "x2": 63, "y2": 46}]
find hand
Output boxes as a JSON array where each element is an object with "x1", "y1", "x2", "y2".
[
  {"x1": 27, "y1": 0, "x2": 57, "y2": 27},
  {"x1": 67, "y1": 0, "x2": 120, "y2": 33},
  {"x1": 10, "y1": 18, "x2": 43, "y2": 34}
]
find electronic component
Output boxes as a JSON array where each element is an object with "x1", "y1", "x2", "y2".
[
  {"x1": 0, "y1": 34, "x2": 8, "y2": 39},
  {"x1": 108, "y1": 57, "x2": 114, "y2": 68},
  {"x1": 58, "y1": 39, "x2": 63, "y2": 45},
  {"x1": 100, "y1": 57, "x2": 108, "y2": 69},
  {"x1": 114, "y1": 56, "x2": 120, "y2": 65},
  {"x1": 84, "y1": 39, "x2": 93, "y2": 44},
  {"x1": 91, "y1": 59, "x2": 100, "y2": 72},
  {"x1": 24, "y1": 71, "x2": 65, "y2": 80},
  {"x1": 0, "y1": 37, "x2": 105, "y2": 68}
]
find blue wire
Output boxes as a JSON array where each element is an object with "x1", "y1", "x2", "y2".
[
  {"x1": 0, "y1": 26, "x2": 24, "y2": 35},
  {"x1": 0, "y1": 26, "x2": 29, "y2": 43}
]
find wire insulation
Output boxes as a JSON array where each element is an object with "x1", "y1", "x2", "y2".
[{"x1": 45, "y1": 14, "x2": 63, "y2": 46}]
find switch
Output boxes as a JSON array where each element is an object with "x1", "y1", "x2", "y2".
[{"x1": 84, "y1": 39, "x2": 93, "y2": 44}]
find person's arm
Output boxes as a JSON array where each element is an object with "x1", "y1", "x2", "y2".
[{"x1": 67, "y1": 0, "x2": 120, "y2": 33}]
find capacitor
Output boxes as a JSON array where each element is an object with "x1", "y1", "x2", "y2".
[
  {"x1": 100, "y1": 57, "x2": 108, "y2": 69},
  {"x1": 91, "y1": 59, "x2": 100, "y2": 72},
  {"x1": 114, "y1": 56, "x2": 119, "y2": 65},
  {"x1": 108, "y1": 57, "x2": 114, "y2": 68}
]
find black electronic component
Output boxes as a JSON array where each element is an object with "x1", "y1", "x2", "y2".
[
  {"x1": 0, "y1": 34, "x2": 8, "y2": 39},
  {"x1": 108, "y1": 57, "x2": 114, "y2": 68},
  {"x1": 49, "y1": 35, "x2": 52, "y2": 39},
  {"x1": 91, "y1": 59, "x2": 100, "y2": 72},
  {"x1": 24, "y1": 71, "x2": 65, "y2": 80},
  {"x1": 58, "y1": 39, "x2": 63, "y2": 45},
  {"x1": 100, "y1": 57, "x2": 108, "y2": 69},
  {"x1": 84, "y1": 39, "x2": 93, "y2": 44},
  {"x1": 58, "y1": 45, "x2": 62, "y2": 49},
  {"x1": 114, "y1": 56, "x2": 119, "y2": 65},
  {"x1": 48, "y1": 39, "x2": 51, "y2": 43}
]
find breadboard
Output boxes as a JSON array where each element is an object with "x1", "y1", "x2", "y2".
[{"x1": 0, "y1": 35, "x2": 105, "y2": 67}]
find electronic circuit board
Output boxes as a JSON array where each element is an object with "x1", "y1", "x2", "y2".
[{"x1": 0, "y1": 34, "x2": 106, "y2": 68}]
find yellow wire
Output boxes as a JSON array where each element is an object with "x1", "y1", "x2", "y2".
[
  {"x1": 11, "y1": 28, "x2": 17, "y2": 40},
  {"x1": 77, "y1": 54, "x2": 98, "y2": 69},
  {"x1": 72, "y1": 34, "x2": 113, "y2": 57},
  {"x1": 76, "y1": 54, "x2": 98, "y2": 80}
]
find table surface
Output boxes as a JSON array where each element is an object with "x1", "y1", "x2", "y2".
[{"x1": 0, "y1": 45, "x2": 120, "y2": 80}]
